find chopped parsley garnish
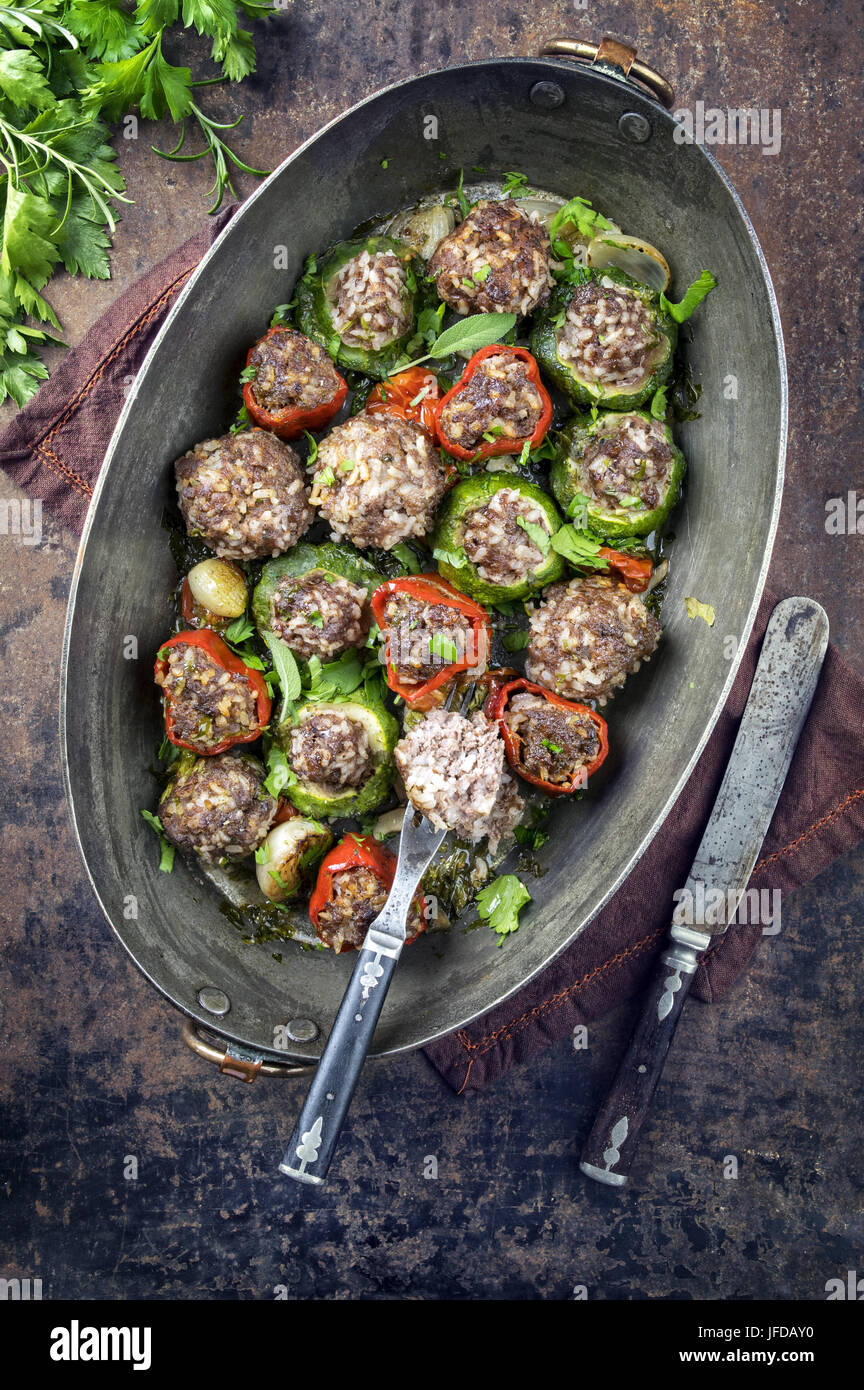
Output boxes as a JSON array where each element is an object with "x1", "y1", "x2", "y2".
[
  {"x1": 475, "y1": 874, "x2": 532, "y2": 945},
  {"x1": 516, "y1": 515, "x2": 551, "y2": 555},
  {"x1": 140, "y1": 810, "x2": 175, "y2": 874}
]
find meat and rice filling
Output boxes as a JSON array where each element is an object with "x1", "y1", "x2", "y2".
[
  {"x1": 582, "y1": 413, "x2": 674, "y2": 510},
  {"x1": 288, "y1": 712, "x2": 372, "y2": 791},
  {"x1": 395, "y1": 710, "x2": 518, "y2": 846},
  {"x1": 382, "y1": 591, "x2": 474, "y2": 683},
  {"x1": 428, "y1": 199, "x2": 553, "y2": 317},
  {"x1": 461, "y1": 487, "x2": 551, "y2": 588},
  {"x1": 155, "y1": 641, "x2": 261, "y2": 752},
  {"x1": 309, "y1": 413, "x2": 447, "y2": 549},
  {"x1": 315, "y1": 864, "x2": 424, "y2": 953},
  {"x1": 175, "y1": 428, "x2": 314, "y2": 559},
  {"x1": 269, "y1": 569, "x2": 370, "y2": 661},
  {"x1": 247, "y1": 327, "x2": 344, "y2": 413},
  {"x1": 526, "y1": 573, "x2": 661, "y2": 704},
  {"x1": 504, "y1": 691, "x2": 601, "y2": 787},
  {"x1": 158, "y1": 751, "x2": 276, "y2": 861},
  {"x1": 557, "y1": 280, "x2": 662, "y2": 392},
  {"x1": 438, "y1": 351, "x2": 545, "y2": 453},
  {"x1": 329, "y1": 249, "x2": 412, "y2": 351}
]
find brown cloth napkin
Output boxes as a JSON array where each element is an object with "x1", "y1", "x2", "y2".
[{"x1": 3, "y1": 218, "x2": 863, "y2": 1093}]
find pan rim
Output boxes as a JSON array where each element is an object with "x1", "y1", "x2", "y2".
[{"x1": 60, "y1": 55, "x2": 787, "y2": 1061}]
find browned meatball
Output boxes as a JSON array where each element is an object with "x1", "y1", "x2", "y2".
[
  {"x1": 428, "y1": 199, "x2": 553, "y2": 317},
  {"x1": 557, "y1": 281, "x2": 666, "y2": 395},
  {"x1": 288, "y1": 711, "x2": 372, "y2": 791},
  {"x1": 309, "y1": 413, "x2": 446, "y2": 550},
  {"x1": 526, "y1": 574, "x2": 661, "y2": 705},
  {"x1": 268, "y1": 569, "x2": 370, "y2": 661},
  {"x1": 158, "y1": 751, "x2": 276, "y2": 862},
  {"x1": 175, "y1": 428, "x2": 314, "y2": 559}
]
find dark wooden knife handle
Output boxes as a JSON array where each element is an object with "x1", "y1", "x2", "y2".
[{"x1": 580, "y1": 940, "x2": 699, "y2": 1186}]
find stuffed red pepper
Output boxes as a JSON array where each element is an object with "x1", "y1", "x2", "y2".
[{"x1": 154, "y1": 630, "x2": 271, "y2": 756}]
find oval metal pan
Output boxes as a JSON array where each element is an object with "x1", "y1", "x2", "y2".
[{"x1": 61, "y1": 57, "x2": 786, "y2": 1062}]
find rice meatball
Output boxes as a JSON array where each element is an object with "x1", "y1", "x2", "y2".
[
  {"x1": 315, "y1": 863, "x2": 425, "y2": 953},
  {"x1": 462, "y1": 486, "x2": 552, "y2": 589},
  {"x1": 158, "y1": 751, "x2": 276, "y2": 862},
  {"x1": 428, "y1": 199, "x2": 554, "y2": 317},
  {"x1": 246, "y1": 326, "x2": 344, "y2": 415},
  {"x1": 268, "y1": 569, "x2": 370, "y2": 661},
  {"x1": 557, "y1": 280, "x2": 665, "y2": 395},
  {"x1": 395, "y1": 710, "x2": 508, "y2": 842},
  {"x1": 471, "y1": 766, "x2": 524, "y2": 854},
  {"x1": 330, "y1": 249, "x2": 413, "y2": 353},
  {"x1": 581, "y1": 413, "x2": 674, "y2": 511},
  {"x1": 288, "y1": 711, "x2": 372, "y2": 791},
  {"x1": 526, "y1": 573, "x2": 661, "y2": 704},
  {"x1": 175, "y1": 428, "x2": 314, "y2": 560},
  {"x1": 309, "y1": 413, "x2": 446, "y2": 550}
]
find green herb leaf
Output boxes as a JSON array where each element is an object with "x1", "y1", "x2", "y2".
[
  {"x1": 263, "y1": 744, "x2": 295, "y2": 798},
  {"x1": 222, "y1": 614, "x2": 254, "y2": 644},
  {"x1": 550, "y1": 525, "x2": 610, "y2": 570},
  {"x1": 475, "y1": 874, "x2": 531, "y2": 943},
  {"x1": 661, "y1": 270, "x2": 717, "y2": 323},
  {"x1": 502, "y1": 628, "x2": 530, "y2": 652},
  {"x1": 516, "y1": 515, "x2": 550, "y2": 556},
  {"x1": 263, "y1": 632, "x2": 302, "y2": 716},
  {"x1": 549, "y1": 196, "x2": 613, "y2": 243},
  {"x1": 140, "y1": 809, "x2": 175, "y2": 873}
]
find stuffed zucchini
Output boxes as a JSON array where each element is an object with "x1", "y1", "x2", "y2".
[
  {"x1": 432, "y1": 472, "x2": 564, "y2": 603},
  {"x1": 252, "y1": 543, "x2": 383, "y2": 663},
  {"x1": 275, "y1": 693, "x2": 399, "y2": 820},
  {"x1": 551, "y1": 410, "x2": 686, "y2": 538},
  {"x1": 530, "y1": 268, "x2": 676, "y2": 411},
  {"x1": 294, "y1": 236, "x2": 423, "y2": 378}
]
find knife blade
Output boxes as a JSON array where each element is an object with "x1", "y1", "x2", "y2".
[{"x1": 580, "y1": 596, "x2": 829, "y2": 1187}]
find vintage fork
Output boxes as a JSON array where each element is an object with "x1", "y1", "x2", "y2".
[{"x1": 279, "y1": 684, "x2": 474, "y2": 1186}]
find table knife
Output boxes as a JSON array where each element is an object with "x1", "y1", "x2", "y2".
[{"x1": 580, "y1": 596, "x2": 829, "y2": 1187}]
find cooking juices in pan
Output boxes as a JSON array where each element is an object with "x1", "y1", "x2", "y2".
[{"x1": 145, "y1": 176, "x2": 715, "y2": 953}]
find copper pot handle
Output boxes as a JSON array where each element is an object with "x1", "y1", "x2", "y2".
[
  {"x1": 181, "y1": 1018, "x2": 315, "y2": 1082},
  {"x1": 541, "y1": 36, "x2": 675, "y2": 109}
]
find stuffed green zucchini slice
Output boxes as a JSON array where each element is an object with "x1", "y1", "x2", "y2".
[
  {"x1": 275, "y1": 693, "x2": 399, "y2": 820},
  {"x1": 432, "y1": 472, "x2": 565, "y2": 603},
  {"x1": 294, "y1": 236, "x2": 422, "y2": 378},
  {"x1": 530, "y1": 268, "x2": 676, "y2": 411},
  {"x1": 252, "y1": 543, "x2": 383, "y2": 664},
  {"x1": 551, "y1": 410, "x2": 686, "y2": 538}
]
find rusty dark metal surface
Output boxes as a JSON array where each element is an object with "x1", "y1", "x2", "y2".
[{"x1": 1, "y1": 1, "x2": 862, "y2": 1300}]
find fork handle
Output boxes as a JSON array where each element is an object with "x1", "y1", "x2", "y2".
[{"x1": 279, "y1": 929, "x2": 403, "y2": 1185}]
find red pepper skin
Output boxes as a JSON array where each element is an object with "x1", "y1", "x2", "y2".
[
  {"x1": 367, "y1": 367, "x2": 442, "y2": 435},
  {"x1": 154, "y1": 629, "x2": 272, "y2": 755},
  {"x1": 242, "y1": 327, "x2": 348, "y2": 440},
  {"x1": 308, "y1": 835, "x2": 426, "y2": 947},
  {"x1": 370, "y1": 573, "x2": 491, "y2": 708},
  {"x1": 598, "y1": 547, "x2": 653, "y2": 593},
  {"x1": 485, "y1": 677, "x2": 609, "y2": 795},
  {"x1": 434, "y1": 345, "x2": 553, "y2": 461}
]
